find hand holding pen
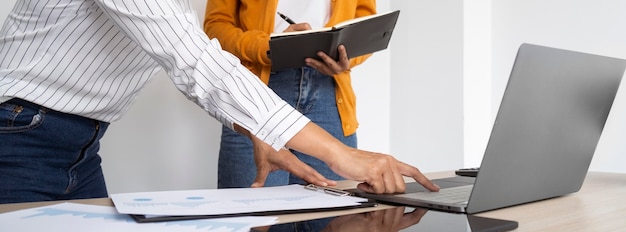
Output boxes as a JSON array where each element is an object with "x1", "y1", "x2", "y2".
[{"x1": 277, "y1": 11, "x2": 311, "y2": 32}]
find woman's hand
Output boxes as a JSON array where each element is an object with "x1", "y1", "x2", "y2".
[{"x1": 305, "y1": 45, "x2": 350, "y2": 76}]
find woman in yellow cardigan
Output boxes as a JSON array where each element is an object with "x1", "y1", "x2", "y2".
[{"x1": 204, "y1": 0, "x2": 376, "y2": 188}]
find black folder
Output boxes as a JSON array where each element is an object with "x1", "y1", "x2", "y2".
[{"x1": 269, "y1": 10, "x2": 400, "y2": 71}]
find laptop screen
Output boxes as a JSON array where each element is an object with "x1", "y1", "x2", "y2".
[{"x1": 467, "y1": 43, "x2": 626, "y2": 213}]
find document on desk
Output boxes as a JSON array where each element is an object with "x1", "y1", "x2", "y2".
[
  {"x1": 111, "y1": 184, "x2": 373, "y2": 222},
  {"x1": 0, "y1": 203, "x2": 276, "y2": 232}
]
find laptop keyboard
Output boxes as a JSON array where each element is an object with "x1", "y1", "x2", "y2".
[{"x1": 399, "y1": 185, "x2": 472, "y2": 204}]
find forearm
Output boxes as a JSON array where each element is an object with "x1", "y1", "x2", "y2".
[
  {"x1": 284, "y1": 122, "x2": 348, "y2": 165},
  {"x1": 234, "y1": 121, "x2": 346, "y2": 163},
  {"x1": 237, "y1": 121, "x2": 441, "y2": 193}
]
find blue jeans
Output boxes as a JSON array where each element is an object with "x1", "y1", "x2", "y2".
[
  {"x1": 218, "y1": 67, "x2": 357, "y2": 188},
  {"x1": 0, "y1": 98, "x2": 109, "y2": 204}
]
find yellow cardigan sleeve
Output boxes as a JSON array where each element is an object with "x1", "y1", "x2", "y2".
[{"x1": 203, "y1": 0, "x2": 273, "y2": 68}]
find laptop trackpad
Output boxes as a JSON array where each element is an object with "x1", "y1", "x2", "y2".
[{"x1": 406, "y1": 176, "x2": 475, "y2": 192}]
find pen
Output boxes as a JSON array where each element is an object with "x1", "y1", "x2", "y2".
[{"x1": 277, "y1": 11, "x2": 296, "y2": 24}]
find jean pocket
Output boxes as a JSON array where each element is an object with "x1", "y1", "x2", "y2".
[{"x1": 0, "y1": 100, "x2": 45, "y2": 133}]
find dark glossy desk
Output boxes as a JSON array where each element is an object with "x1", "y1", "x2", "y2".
[{"x1": 1, "y1": 171, "x2": 624, "y2": 231}]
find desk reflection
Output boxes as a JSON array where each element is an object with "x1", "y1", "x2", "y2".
[
  {"x1": 323, "y1": 206, "x2": 427, "y2": 232},
  {"x1": 252, "y1": 207, "x2": 427, "y2": 232},
  {"x1": 252, "y1": 206, "x2": 517, "y2": 232}
]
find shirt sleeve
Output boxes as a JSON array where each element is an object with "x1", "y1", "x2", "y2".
[{"x1": 94, "y1": 0, "x2": 309, "y2": 150}]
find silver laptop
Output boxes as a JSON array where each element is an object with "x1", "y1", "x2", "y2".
[{"x1": 348, "y1": 43, "x2": 626, "y2": 214}]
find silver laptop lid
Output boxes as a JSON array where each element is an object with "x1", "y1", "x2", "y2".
[{"x1": 467, "y1": 43, "x2": 626, "y2": 213}]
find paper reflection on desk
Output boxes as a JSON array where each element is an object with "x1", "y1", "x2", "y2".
[{"x1": 0, "y1": 203, "x2": 276, "y2": 232}]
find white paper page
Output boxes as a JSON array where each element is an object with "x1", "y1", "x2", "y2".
[
  {"x1": 111, "y1": 184, "x2": 368, "y2": 216},
  {"x1": 0, "y1": 203, "x2": 276, "y2": 232},
  {"x1": 270, "y1": 27, "x2": 331, "y2": 38},
  {"x1": 332, "y1": 10, "x2": 396, "y2": 28}
]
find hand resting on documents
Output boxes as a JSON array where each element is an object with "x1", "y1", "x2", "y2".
[{"x1": 235, "y1": 122, "x2": 440, "y2": 194}]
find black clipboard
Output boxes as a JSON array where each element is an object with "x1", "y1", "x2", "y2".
[
  {"x1": 269, "y1": 10, "x2": 400, "y2": 71},
  {"x1": 127, "y1": 184, "x2": 377, "y2": 223}
]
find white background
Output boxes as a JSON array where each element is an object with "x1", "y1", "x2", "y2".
[{"x1": 1, "y1": 0, "x2": 624, "y2": 194}]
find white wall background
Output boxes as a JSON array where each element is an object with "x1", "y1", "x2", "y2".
[
  {"x1": 99, "y1": 0, "x2": 221, "y2": 192},
  {"x1": 489, "y1": 0, "x2": 626, "y2": 173},
  {"x1": 389, "y1": 0, "x2": 464, "y2": 173},
  {"x1": 1, "y1": 0, "x2": 624, "y2": 194}
]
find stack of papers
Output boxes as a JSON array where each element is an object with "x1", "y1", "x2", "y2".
[
  {"x1": 0, "y1": 184, "x2": 373, "y2": 231},
  {"x1": 110, "y1": 184, "x2": 372, "y2": 222}
]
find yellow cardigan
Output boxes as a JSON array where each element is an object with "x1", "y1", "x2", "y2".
[{"x1": 203, "y1": 0, "x2": 376, "y2": 136}]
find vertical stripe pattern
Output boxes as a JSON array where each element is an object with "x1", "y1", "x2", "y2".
[{"x1": 0, "y1": 0, "x2": 309, "y2": 150}]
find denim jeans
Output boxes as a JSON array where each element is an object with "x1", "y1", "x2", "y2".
[
  {"x1": 218, "y1": 67, "x2": 357, "y2": 188},
  {"x1": 0, "y1": 98, "x2": 109, "y2": 203}
]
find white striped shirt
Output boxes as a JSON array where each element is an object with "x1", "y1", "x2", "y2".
[{"x1": 0, "y1": 0, "x2": 309, "y2": 150}]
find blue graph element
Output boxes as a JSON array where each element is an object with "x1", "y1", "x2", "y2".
[
  {"x1": 167, "y1": 220, "x2": 250, "y2": 231},
  {"x1": 22, "y1": 207, "x2": 253, "y2": 231},
  {"x1": 133, "y1": 198, "x2": 153, "y2": 202},
  {"x1": 23, "y1": 208, "x2": 134, "y2": 222},
  {"x1": 186, "y1": 196, "x2": 205, "y2": 200}
]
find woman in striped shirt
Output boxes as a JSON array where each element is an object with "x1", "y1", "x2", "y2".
[{"x1": 0, "y1": 0, "x2": 438, "y2": 204}]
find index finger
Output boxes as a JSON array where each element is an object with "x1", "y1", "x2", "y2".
[
  {"x1": 315, "y1": 50, "x2": 339, "y2": 66},
  {"x1": 398, "y1": 161, "x2": 440, "y2": 192}
]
